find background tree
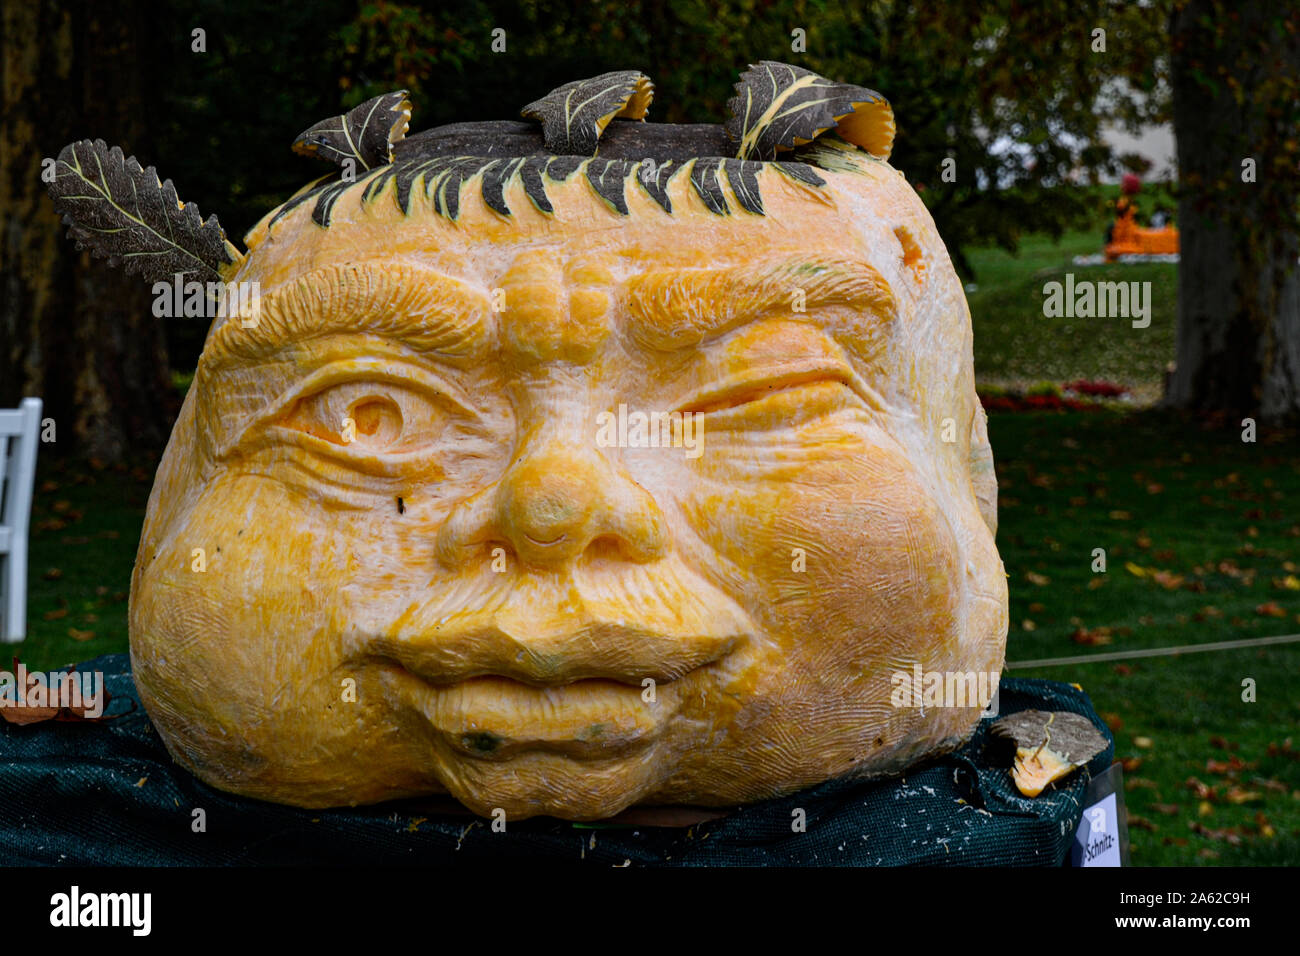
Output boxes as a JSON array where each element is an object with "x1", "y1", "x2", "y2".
[
  {"x1": 1, "y1": 0, "x2": 361, "y2": 458},
  {"x1": 332, "y1": 0, "x2": 1172, "y2": 277},
  {"x1": 1166, "y1": 0, "x2": 1300, "y2": 422},
  {"x1": 1, "y1": 1, "x2": 176, "y2": 460},
  {"x1": 19, "y1": 0, "x2": 1292, "y2": 456}
]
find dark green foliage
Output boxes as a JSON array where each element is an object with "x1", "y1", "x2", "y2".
[{"x1": 132, "y1": 0, "x2": 1173, "y2": 365}]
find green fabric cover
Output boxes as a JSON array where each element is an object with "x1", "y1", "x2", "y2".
[{"x1": 0, "y1": 655, "x2": 1111, "y2": 866}]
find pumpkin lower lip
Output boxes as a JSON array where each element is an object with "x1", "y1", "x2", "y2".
[{"x1": 402, "y1": 670, "x2": 707, "y2": 758}]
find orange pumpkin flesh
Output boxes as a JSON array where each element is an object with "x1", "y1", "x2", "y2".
[{"x1": 128, "y1": 147, "x2": 1008, "y2": 820}]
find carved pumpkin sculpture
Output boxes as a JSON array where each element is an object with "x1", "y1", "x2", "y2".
[
  {"x1": 1104, "y1": 198, "x2": 1179, "y2": 260},
  {"x1": 48, "y1": 63, "x2": 1008, "y2": 820}
]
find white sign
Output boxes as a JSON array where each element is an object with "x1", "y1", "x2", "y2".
[{"x1": 1074, "y1": 792, "x2": 1121, "y2": 866}]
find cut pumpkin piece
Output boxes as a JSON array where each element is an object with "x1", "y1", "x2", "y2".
[
  {"x1": 521, "y1": 71, "x2": 655, "y2": 155},
  {"x1": 1013, "y1": 744, "x2": 1076, "y2": 798},
  {"x1": 47, "y1": 139, "x2": 241, "y2": 284},
  {"x1": 725, "y1": 61, "x2": 895, "y2": 161},
  {"x1": 990, "y1": 710, "x2": 1108, "y2": 798},
  {"x1": 834, "y1": 98, "x2": 896, "y2": 160}
]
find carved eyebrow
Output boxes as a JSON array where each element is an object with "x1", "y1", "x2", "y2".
[
  {"x1": 202, "y1": 261, "x2": 491, "y2": 371},
  {"x1": 622, "y1": 257, "x2": 898, "y2": 351}
]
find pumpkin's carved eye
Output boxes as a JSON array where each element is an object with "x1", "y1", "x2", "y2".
[
  {"x1": 677, "y1": 365, "x2": 855, "y2": 416},
  {"x1": 278, "y1": 381, "x2": 446, "y2": 452},
  {"x1": 348, "y1": 396, "x2": 402, "y2": 444}
]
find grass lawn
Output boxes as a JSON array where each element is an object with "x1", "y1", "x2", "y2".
[
  {"x1": 11, "y1": 224, "x2": 1296, "y2": 865},
  {"x1": 17, "y1": 460, "x2": 150, "y2": 674},
  {"x1": 992, "y1": 409, "x2": 1300, "y2": 866},
  {"x1": 967, "y1": 231, "x2": 1178, "y2": 400}
]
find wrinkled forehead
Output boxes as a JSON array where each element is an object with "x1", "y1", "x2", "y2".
[
  {"x1": 208, "y1": 157, "x2": 930, "y2": 361},
  {"x1": 169, "y1": 153, "x2": 977, "y2": 521}
]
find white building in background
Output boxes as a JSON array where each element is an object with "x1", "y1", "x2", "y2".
[
  {"x1": 981, "y1": 119, "x2": 1177, "y2": 190},
  {"x1": 1095, "y1": 121, "x2": 1177, "y2": 182},
  {"x1": 979, "y1": 75, "x2": 1177, "y2": 188}
]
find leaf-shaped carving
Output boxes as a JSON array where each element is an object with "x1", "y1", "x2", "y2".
[
  {"x1": 586, "y1": 157, "x2": 634, "y2": 214},
  {"x1": 723, "y1": 159, "x2": 764, "y2": 214},
  {"x1": 689, "y1": 158, "x2": 729, "y2": 215},
  {"x1": 725, "y1": 61, "x2": 895, "y2": 161},
  {"x1": 292, "y1": 90, "x2": 412, "y2": 171},
  {"x1": 518, "y1": 155, "x2": 554, "y2": 214},
  {"x1": 482, "y1": 157, "x2": 524, "y2": 216},
  {"x1": 634, "y1": 159, "x2": 679, "y2": 213},
  {"x1": 521, "y1": 71, "x2": 654, "y2": 155},
  {"x1": 774, "y1": 161, "x2": 828, "y2": 192},
  {"x1": 47, "y1": 139, "x2": 239, "y2": 284}
]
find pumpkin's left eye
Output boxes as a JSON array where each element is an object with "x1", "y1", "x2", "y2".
[
  {"x1": 677, "y1": 366, "x2": 853, "y2": 415},
  {"x1": 277, "y1": 381, "x2": 447, "y2": 452}
]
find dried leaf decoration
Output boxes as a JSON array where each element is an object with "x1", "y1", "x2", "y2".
[
  {"x1": 0, "y1": 658, "x2": 131, "y2": 726},
  {"x1": 292, "y1": 90, "x2": 412, "y2": 171},
  {"x1": 521, "y1": 71, "x2": 654, "y2": 155},
  {"x1": 726, "y1": 61, "x2": 895, "y2": 161},
  {"x1": 48, "y1": 140, "x2": 240, "y2": 284}
]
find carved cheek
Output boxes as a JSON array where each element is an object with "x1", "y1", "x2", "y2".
[
  {"x1": 134, "y1": 476, "x2": 329, "y2": 690},
  {"x1": 132, "y1": 473, "x2": 437, "y2": 798},
  {"x1": 676, "y1": 436, "x2": 962, "y2": 670},
  {"x1": 133, "y1": 481, "x2": 331, "y2": 725}
]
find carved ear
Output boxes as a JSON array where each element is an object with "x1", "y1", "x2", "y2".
[
  {"x1": 292, "y1": 90, "x2": 412, "y2": 171},
  {"x1": 726, "y1": 61, "x2": 895, "y2": 161},
  {"x1": 521, "y1": 71, "x2": 654, "y2": 155},
  {"x1": 47, "y1": 139, "x2": 243, "y2": 283}
]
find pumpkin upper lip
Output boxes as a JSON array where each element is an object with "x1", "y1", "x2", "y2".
[{"x1": 367, "y1": 618, "x2": 742, "y2": 687}]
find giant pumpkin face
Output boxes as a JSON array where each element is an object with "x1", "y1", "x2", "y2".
[{"x1": 55, "y1": 64, "x2": 1006, "y2": 820}]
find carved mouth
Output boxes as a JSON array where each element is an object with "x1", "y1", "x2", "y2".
[
  {"x1": 360, "y1": 565, "x2": 755, "y2": 756},
  {"x1": 401, "y1": 672, "x2": 687, "y2": 758},
  {"x1": 370, "y1": 619, "x2": 742, "y2": 757},
  {"x1": 523, "y1": 533, "x2": 567, "y2": 547}
]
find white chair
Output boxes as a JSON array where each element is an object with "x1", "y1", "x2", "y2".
[{"x1": 0, "y1": 397, "x2": 42, "y2": 643}]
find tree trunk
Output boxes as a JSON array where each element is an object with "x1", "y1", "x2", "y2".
[
  {"x1": 1166, "y1": 0, "x2": 1300, "y2": 422},
  {"x1": 0, "y1": 0, "x2": 176, "y2": 461}
]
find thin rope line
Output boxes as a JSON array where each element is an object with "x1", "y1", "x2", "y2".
[{"x1": 1006, "y1": 633, "x2": 1300, "y2": 670}]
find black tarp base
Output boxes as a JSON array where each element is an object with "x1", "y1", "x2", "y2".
[{"x1": 0, "y1": 656, "x2": 1112, "y2": 866}]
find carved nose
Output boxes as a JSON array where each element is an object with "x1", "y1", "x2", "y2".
[
  {"x1": 501, "y1": 459, "x2": 594, "y2": 557},
  {"x1": 498, "y1": 452, "x2": 665, "y2": 566},
  {"x1": 435, "y1": 446, "x2": 668, "y2": 570}
]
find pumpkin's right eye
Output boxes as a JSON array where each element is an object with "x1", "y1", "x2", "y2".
[{"x1": 276, "y1": 380, "x2": 448, "y2": 454}]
